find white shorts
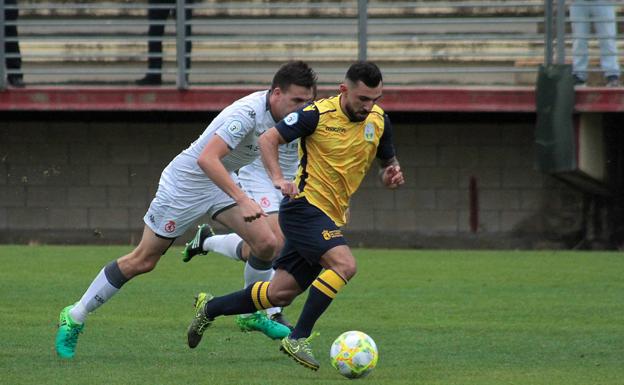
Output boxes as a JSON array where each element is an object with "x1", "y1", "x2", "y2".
[
  {"x1": 238, "y1": 168, "x2": 285, "y2": 214},
  {"x1": 143, "y1": 168, "x2": 238, "y2": 239}
]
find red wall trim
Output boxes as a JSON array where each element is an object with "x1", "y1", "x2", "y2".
[{"x1": 1, "y1": 86, "x2": 623, "y2": 113}]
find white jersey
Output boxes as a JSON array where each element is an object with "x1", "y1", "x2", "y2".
[
  {"x1": 239, "y1": 139, "x2": 299, "y2": 182},
  {"x1": 144, "y1": 90, "x2": 279, "y2": 237},
  {"x1": 162, "y1": 90, "x2": 276, "y2": 191},
  {"x1": 237, "y1": 139, "x2": 299, "y2": 214}
]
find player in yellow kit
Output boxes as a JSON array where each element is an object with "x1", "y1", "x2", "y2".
[{"x1": 185, "y1": 61, "x2": 404, "y2": 371}]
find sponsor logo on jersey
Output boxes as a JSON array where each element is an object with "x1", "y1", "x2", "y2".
[
  {"x1": 227, "y1": 120, "x2": 243, "y2": 134},
  {"x1": 325, "y1": 126, "x2": 346, "y2": 134},
  {"x1": 284, "y1": 112, "x2": 299, "y2": 126},
  {"x1": 164, "y1": 220, "x2": 176, "y2": 233},
  {"x1": 322, "y1": 229, "x2": 343, "y2": 240},
  {"x1": 364, "y1": 123, "x2": 375, "y2": 142}
]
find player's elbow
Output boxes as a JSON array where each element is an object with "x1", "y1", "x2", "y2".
[{"x1": 196, "y1": 156, "x2": 209, "y2": 173}]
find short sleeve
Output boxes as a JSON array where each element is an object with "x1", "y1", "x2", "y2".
[
  {"x1": 214, "y1": 107, "x2": 256, "y2": 150},
  {"x1": 275, "y1": 103, "x2": 320, "y2": 143}
]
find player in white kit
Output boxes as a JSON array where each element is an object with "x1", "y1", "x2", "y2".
[
  {"x1": 182, "y1": 138, "x2": 300, "y2": 329},
  {"x1": 54, "y1": 61, "x2": 317, "y2": 360}
]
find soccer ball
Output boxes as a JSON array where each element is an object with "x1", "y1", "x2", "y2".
[{"x1": 329, "y1": 331, "x2": 378, "y2": 379}]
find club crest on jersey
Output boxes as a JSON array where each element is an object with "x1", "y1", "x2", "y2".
[
  {"x1": 364, "y1": 123, "x2": 375, "y2": 142},
  {"x1": 284, "y1": 112, "x2": 299, "y2": 126},
  {"x1": 227, "y1": 120, "x2": 243, "y2": 134}
]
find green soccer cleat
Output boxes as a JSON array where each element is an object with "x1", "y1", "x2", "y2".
[
  {"x1": 235, "y1": 312, "x2": 291, "y2": 340},
  {"x1": 182, "y1": 224, "x2": 215, "y2": 263},
  {"x1": 187, "y1": 292, "x2": 214, "y2": 349},
  {"x1": 55, "y1": 305, "x2": 84, "y2": 359},
  {"x1": 270, "y1": 312, "x2": 294, "y2": 331},
  {"x1": 280, "y1": 332, "x2": 321, "y2": 371}
]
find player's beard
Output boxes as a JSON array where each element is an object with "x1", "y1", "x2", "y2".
[{"x1": 344, "y1": 103, "x2": 369, "y2": 122}]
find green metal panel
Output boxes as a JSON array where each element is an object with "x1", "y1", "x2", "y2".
[{"x1": 535, "y1": 64, "x2": 576, "y2": 173}]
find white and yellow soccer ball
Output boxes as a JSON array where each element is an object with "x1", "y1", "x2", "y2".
[{"x1": 329, "y1": 330, "x2": 378, "y2": 379}]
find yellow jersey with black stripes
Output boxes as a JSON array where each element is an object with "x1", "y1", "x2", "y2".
[{"x1": 275, "y1": 95, "x2": 396, "y2": 226}]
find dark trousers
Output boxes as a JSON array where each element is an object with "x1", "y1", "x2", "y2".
[
  {"x1": 146, "y1": 0, "x2": 192, "y2": 73},
  {"x1": 5, "y1": 0, "x2": 22, "y2": 79}
]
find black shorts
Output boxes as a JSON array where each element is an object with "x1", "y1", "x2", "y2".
[{"x1": 274, "y1": 197, "x2": 347, "y2": 290}]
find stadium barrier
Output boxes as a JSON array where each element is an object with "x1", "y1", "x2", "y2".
[{"x1": 2, "y1": 0, "x2": 621, "y2": 89}]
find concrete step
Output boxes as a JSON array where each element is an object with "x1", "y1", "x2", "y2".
[
  {"x1": 2, "y1": 1, "x2": 572, "y2": 86},
  {"x1": 17, "y1": 39, "x2": 544, "y2": 62},
  {"x1": 15, "y1": 0, "x2": 548, "y2": 18},
  {"x1": 20, "y1": 60, "x2": 531, "y2": 86}
]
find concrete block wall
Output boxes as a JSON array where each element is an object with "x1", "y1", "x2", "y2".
[
  {"x1": 0, "y1": 118, "x2": 205, "y2": 244},
  {"x1": 0, "y1": 114, "x2": 584, "y2": 248},
  {"x1": 344, "y1": 115, "x2": 583, "y2": 248}
]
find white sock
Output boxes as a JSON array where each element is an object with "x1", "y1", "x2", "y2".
[
  {"x1": 69, "y1": 267, "x2": 119, "y2": 324},
  {"x1": 203, "y1": 233, "x2": 243, "y2": 261},
  {"x1": 244, "y1": 263, "x2": 274, "y2": 287}
]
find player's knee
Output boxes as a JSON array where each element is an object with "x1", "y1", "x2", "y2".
[
  {"x1": 272, "y1": 230, "x2": 285, "y2": 252},
  {"x1": 272, "y1": 236, "x2": 285, "y2": 259},
  {"x1": 342, "y1": 263, "x2": 357, "y2": 281},
  {"x1": 250, "y1": 234, "x2": 277, "y2": 260},
  {"x1": 334, "y1": 260, "x2": 357, "y2": 281},
  {"x1": 323, "y1": 247, "x2": 357, "y2": 281}
]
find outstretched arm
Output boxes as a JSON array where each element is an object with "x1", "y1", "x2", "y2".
[{"x1": 259, "y1": 127, "x2": 299, "y2": 198}]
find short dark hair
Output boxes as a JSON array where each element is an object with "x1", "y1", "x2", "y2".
[
  {"x1": 271, "y1": 61, "x2": 317, "y2": 91},
  {"x1": 345, "y1": 61, "x2": 383, "y2": 88}
]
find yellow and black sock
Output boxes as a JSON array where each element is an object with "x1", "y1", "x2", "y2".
[
  {"x1": 249, "y1": 281, "x2": 274, "y2": 310},
  {"x1": 204, "y1": 281, "x2": 274, "y2": 318},
  {"x1": 291, "y1": 270, "x2": 347, "y2": 339}
]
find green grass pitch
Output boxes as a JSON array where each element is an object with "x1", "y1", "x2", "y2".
[{"x1": 1, "y1": 246, "x2": 622, "y2": 385}]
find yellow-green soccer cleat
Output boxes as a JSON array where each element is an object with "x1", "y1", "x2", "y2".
[
  {"x1": 182, "y1": 224, "x2": 215, "y2": 263},
  {"x1": 280, "y1": 332, "x2": 321, "y2": 371},
  {"x1": 187, "y1": 292, "x2": 214, "y2": 348},
  {"x1": 55, "y1": 305, "x2": 84, "y2": 359},
  {"x1": 235, "y1": 312, "x2": 291, "y2": 340}
]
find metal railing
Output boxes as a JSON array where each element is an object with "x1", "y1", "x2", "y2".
[{"x1": 0, "y1": 0, "x2": 621, "y2": 89}]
